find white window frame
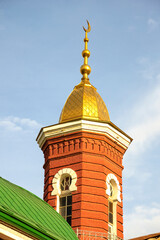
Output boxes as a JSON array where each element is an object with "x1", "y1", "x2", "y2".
[
  {"x1": 106, "y1": 173, "x2": 121, "y2": 237},
  {"x1": 51, "y1": 168, "x2": 77, "y2": 212},
  {"x1": 106, "y1": 173, "x2": 121, "y2": 202}
]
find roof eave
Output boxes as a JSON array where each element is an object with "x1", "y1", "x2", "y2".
[{"x1": 0, "y1": 210, "x2": 65, "y2": 240}]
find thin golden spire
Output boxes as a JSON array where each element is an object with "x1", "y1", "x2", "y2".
[{"x1": 80, "y1": 20, "x2": 91, "y2": 82}]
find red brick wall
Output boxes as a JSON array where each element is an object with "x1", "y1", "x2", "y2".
[{"x1": 42, "y1": 131, "x2": 126, "y2": 238}]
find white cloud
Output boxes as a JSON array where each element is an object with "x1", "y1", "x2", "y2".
[
  {"x1": 0, "y1": 119, "x2": 22, "y2": 131},
  {"x1": 127, "y1": 81, "x2": 160, "y2": 155},
  {"x1": 123, "y1": 59, "x2": 160, "y2": 177},
  {"x1": 124, "y1": 203, "x2": 160, "y2": 239},
  {"x1": 148, "y1": 18, "x2": 159, "y2": 32},
  {"x1": 0, "y1": 116, "x2": 41, "y2": 132}
]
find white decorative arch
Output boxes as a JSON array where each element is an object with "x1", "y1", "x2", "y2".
[
  {"x1": 51, "y1": 168, "x2": 77, "y2": 196},
  {"x1": 106, "y1": 173, "x2": 121, "y2": 202}
]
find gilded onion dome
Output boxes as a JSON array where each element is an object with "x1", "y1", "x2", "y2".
[{"x1": 59, "y1": 21, "x2": 110, "y2": 124}]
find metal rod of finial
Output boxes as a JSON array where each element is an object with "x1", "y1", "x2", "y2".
[
  {"x1": 80, "y1": 20, "x2": 91, "y2": 82},
  {"x1": 83, "y1": 20, "x2": 91, "y2": 33}
]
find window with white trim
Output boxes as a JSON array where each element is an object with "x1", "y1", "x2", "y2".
[
  {"x1": 106, "y1": 174, "x2": 121, "y2": 237},
  {"x1": 108, "y1": 181, "x2": 114, "y2": 238},
  {"x1": 51, "y1": 168, "x2": 77, "y2": 226},
  {"x1": 59, "y1": 175, "x2": 72, "y2": 225}
]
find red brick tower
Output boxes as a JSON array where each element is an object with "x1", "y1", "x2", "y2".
[{"x1": 37, "y1": 21, "x2": 132, "y2": 239}]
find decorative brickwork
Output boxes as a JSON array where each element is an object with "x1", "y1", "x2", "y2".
[{"x1": 43, "y1": 132, "x2": 124, "y2": 168}]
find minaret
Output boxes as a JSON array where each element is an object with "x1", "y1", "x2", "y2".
[{"x1": 37, "y1": 21, "x2": 132, "y2": 240}]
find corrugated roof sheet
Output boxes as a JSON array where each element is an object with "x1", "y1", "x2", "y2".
[
  {"x1": 0, "y1": 177, "x2": 78, "y2": 240},
  {"x1": 129, "y1": 233, "x2": 160, "y2": 240}
]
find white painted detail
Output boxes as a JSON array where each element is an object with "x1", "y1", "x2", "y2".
[
  {"x1": 36, "y1": 120, "x2": 132, "y2": 150},
  {"x1": 56, "y1": 194, "x2": 60, "y2": 212},
  {"x1": 106, "y1": 173, "x2": 121, "y2": 202},
  {"x1": 0, "y1": 223, "x2": 33, "y2": 240},
  {"x1": 51, "y1": 168, "x2": 77, "y2": 196}
]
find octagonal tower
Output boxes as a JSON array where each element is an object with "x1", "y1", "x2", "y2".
[{"x1": 37, "y1": 21, "x2": 132, "y2": 240}]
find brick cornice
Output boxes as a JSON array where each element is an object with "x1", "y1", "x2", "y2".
[{"x1": 43, "y1": 134, "x2": 124, "y2": 168}]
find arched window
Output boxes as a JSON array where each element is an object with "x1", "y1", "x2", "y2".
[
  {"x1": 106, "y1": 174, "x2": 121, "y2": 238},
  {"x1": 51, "y1": 168, "x2": 77, "y2": 226},
  {"x1": 59, "y1": 174, "x2": 72, "y2": 225},
  {"x1": 108, "y1": 181, "x2": 115, "y2": 238},
  {"x1": 106, "y1": 174, "x2": 121, "y2": 202}
]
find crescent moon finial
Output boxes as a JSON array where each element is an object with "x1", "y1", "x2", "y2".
[
  {"x1": 83, "y1": 20, "x2": 91, "y2": 33},
  {"x1": 80, "y1": 20, "x2": 91, "y2": 82}
]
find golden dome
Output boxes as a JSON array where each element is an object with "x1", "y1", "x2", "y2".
[
  {"x1": 59, "y1": 80, "x2": 110, "y2": 123},
  {"x1": 59, "y1": 21, "x2": 110, "y2": 124}
]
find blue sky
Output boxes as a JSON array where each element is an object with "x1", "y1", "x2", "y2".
[{"x1": 0, "y1": 1, "x2": 160, "y2": 238}]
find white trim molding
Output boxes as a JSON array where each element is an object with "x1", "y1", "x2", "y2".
[
  {"x1": 51, "y1": 168, "x2": 77, "y2": 196},
  {"x1": 0, "y1": 222, "x2": 33, "y2": 240},
  {"x1": 36, "y1": 119, "x2": 132, "y2": 150},
  {"x1": 106, "y1": 173, "x2": 121, "y2": 202}
]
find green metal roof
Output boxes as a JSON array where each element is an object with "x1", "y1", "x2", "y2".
[{"x1": 0, "y1": 177, "x2": 78, "y2": 240}]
